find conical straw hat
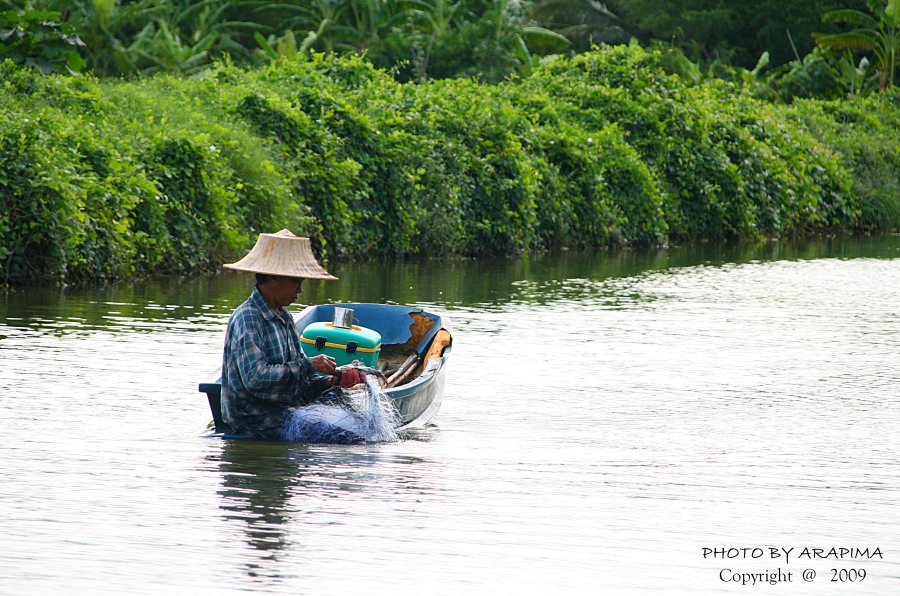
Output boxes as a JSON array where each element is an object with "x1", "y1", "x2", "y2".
[{"x1": 224, "y1": 230, "x2": 337, "y2": 280}]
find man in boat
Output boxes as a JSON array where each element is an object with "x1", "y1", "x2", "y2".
[{"x1": 220, "y1": 229, "x2": 365, "y2": 439}]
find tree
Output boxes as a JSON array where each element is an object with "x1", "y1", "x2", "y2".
[
  {"x1": 479, "y1": 0, "x2": 569, "y2": 77},
  {"x1": 528, "y1": 0, "x2": 632, "y2": 52},
  {"x1": 814, "y1": 0, "x2": 899, "y2": 90},
  {"x1": 0, "y1": 8, "x2": 86, "y2": 74},
  {"x1": 617, "y1": 0, "x2": 859, "y2": 69},
  {"x1": 1, "y1": 0, "x2": 264, "y2": 76}
]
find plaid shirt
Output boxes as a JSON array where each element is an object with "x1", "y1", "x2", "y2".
[{"x1": 221, "y1": 288, "x2": 331, "y2": 439}]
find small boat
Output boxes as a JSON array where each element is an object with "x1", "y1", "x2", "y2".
[{"x1": 199, "y1": 303, "x2": 452, "y2": 437}]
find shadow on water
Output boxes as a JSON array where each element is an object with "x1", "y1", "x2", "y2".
[
  {"x1": 305, "y1": 234, "x2": 900, "y2": 308},
  {"x1": 0, "y1": 273, "x2": 248, "y2": 336},
  {"x1": 1, "y1": 235, "x2": 896, "y2": 336},
  {"x1": 213, "y1": 440, "x2": 300, "y2": 567},
  {"x1": 210, "y1": 438, "x2": 434, "y2": 580}
]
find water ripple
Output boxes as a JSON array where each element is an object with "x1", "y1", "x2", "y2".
[{"x1": 1, "y1": 251, "x2": 898, "y2": 594}]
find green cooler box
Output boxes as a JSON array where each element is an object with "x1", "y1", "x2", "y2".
[{"x1": 300, "y1": 322, "x2": 382, "y2": 368}]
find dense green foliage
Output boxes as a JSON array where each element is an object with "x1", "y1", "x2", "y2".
[
  {"x1": 814, "y1": 0, "x2": 900, "y2": 91},
  {"x1": 2, "y1": 0, "x2": 895, "y2": 91},
  {"x1": 616, "y1": 0, "x2": 852, "y2": 67},
  {"x1": 0, "y1": 0, "x2": 569, "y2": 83},
  {"x1": 786, "y1": 91, "x2": 900, "y2": 228},
  {"x1": 1, "y1": 45, "x2": 898, "y2": 286},
  {"x1": 0, "y1": 8, "x2": 85, "y2": 74}
]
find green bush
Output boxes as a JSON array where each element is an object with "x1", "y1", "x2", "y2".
[
  {"x1": 1, "y1": 46, "x2": 897, "y2": 286},
  {"x1": 0, "y1": 9, "x2": 86, "y2": 75},
  {"x1": 0, "y1": 80, "x2": 146, "y2": 284},
  {"x1": 789, "y1": 87, "x2": 900, "y2": 230}
]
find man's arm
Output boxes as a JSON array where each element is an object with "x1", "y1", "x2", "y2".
[{"x1": 232, "y1": 330, "x2": 312, "y2": 402}]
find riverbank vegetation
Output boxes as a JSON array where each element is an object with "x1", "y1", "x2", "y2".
[
  {"x1": 2, "y1": 45, "x2": 897, "y2": 286},
  {"x1": 1, "y1": 1, "x2": 899, "y2": 286},
  {"x1": 1, "y1": 1, "x2": 894, "y2": 88}
]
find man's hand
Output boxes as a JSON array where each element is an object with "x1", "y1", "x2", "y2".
[
  {"x1": 331, "y1": 367, "x2": 365, "y2": 388},
  {"x1": 310, "y1": 354, "x2": 336, "y2": 375},
  {"x1": 340, "y1": 368, "x2": 365, "y2": 388}
]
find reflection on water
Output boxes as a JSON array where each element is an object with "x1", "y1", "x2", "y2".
[
  {"x1": 216, "y1": 441, "x2": 299, "y2": 571},
  {"x1": 1, "y1": 235, "x2": 898, "y2": 595},
  {"x1": 211, "y1": 439, "x2": 438, "y2": 587},
  {"x1": 2, "y1": 236, "x2": 897, "y2": 331}
]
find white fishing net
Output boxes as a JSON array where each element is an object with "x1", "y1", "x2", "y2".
[{"x1": 282, "y1": 376, "x2": 400, "y2": 444}]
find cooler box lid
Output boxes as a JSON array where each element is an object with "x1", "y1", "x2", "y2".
[{"x1": 300, "y1": 322, "x2": 382, "y2": 354}]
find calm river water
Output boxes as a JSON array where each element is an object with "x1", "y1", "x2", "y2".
[{"x1": 1, "y1": 236, "x2": 898, "y2": 595}]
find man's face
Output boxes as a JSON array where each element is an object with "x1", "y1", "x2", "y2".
[{"x1": 272, "y1": 276, "x2": 303, "y2": 308}]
